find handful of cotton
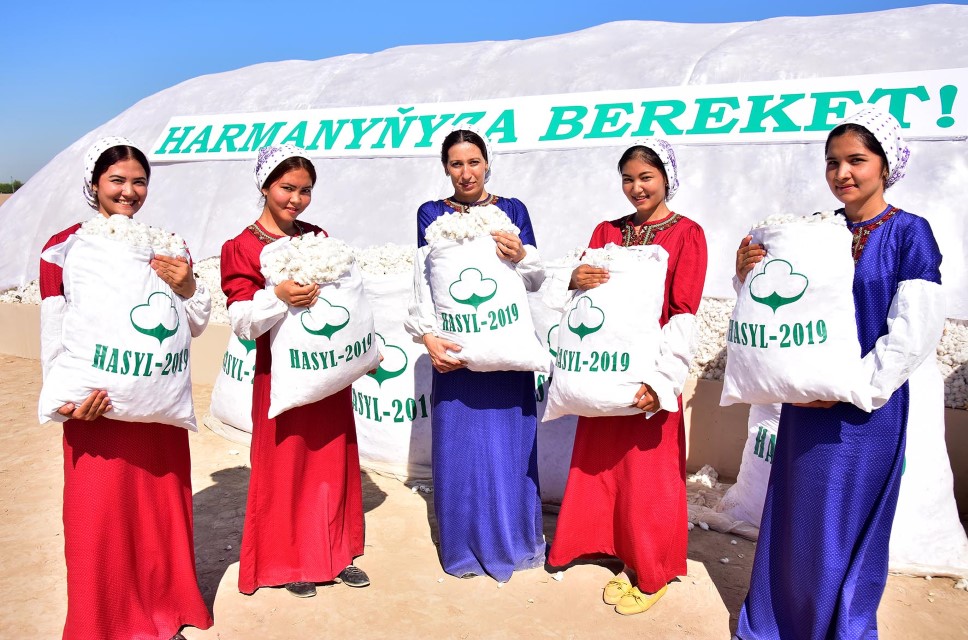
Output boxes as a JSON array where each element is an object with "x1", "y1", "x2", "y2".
[
  {"x1": 750, "y1": 210, "x2": 845, "y2": 230},
  {"x1": 78, "y1": 214, "x2": 187, "y2": 257},
  {"x1": 580, "y1": 243, "x2": 667, "y2": 268},
  {"x1": 260, "y1": 234, "x2": 355, "y2": 285},
  {"x1": 424, "y1": 204, "x2": 520, "y2": 244}
]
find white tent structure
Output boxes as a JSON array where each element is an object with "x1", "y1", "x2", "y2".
[
  {"x1": 1, "y1": 4, "x2": 965, "y2": 576},
  {"x1": 1, "y1": 4, "x2": 967, "y2": 317}
]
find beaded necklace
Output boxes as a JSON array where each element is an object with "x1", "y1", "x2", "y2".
[
  {"x1": 246, "y1": 219, "x2": 307, "y2": 246},
  {"x1": 620, "y1": 213, "x2": 681, "y2": 247},
  {"x1": 844, "y1": 206, "x2": 899, "y2": 264},
  {"x1": 443, "y1": 194, "x2": 499, "y2": 213}
]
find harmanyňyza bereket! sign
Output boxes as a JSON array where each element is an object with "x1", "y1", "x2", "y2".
[{"x1": 149, "y1": 69, "x2": 966, "y2": 162}]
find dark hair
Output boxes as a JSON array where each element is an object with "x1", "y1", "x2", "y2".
[
  {"x1": 617, "y1": 145, "x2": 669, "y2": 196},
  {"x1": 440, "y1": 129, "x2": 488, "y2": 165},
  {"x1": 261, "y1": 155, "x2": 317, "y2": 189},
  {"x1": 91, "y1": 145, "x2": 151, "y2": 185},
  {"x1": 825, "y1": 123, "x2": 889, "y2": 177}
]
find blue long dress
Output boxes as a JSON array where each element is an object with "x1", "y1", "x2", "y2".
[
  {"x1": 417, "y1": 195, "x2": 545, "y2": 581},
  {"x1": 737, "y1": 207, "x2": 943, "y2": 640}
]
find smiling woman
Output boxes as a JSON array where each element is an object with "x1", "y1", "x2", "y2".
[
  {"x1": 219, "y1": 144, "x2": 371, "y2": 599},
  {"x1": 405, "y1": 128, "x2": 548, "y2": 582},
  {"x1": 734, "y1": 106, "x2": 945, "y2": 640},
  {"x1": 547, "y1": 138, "x2": 708, "y2": 616},
  {"x1": 38, "y1": 137, "x2": 213, "y2": 640}
]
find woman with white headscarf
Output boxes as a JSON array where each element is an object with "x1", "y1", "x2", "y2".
[
  {"x1": 220, "y1": 145, "x2": 369, "y2": 598},
  {"x1": 39, "y1": 137, "x2": 212, "y2": 639},
  {"x1": 734, "y1": 107, "x2": 944, "y2": 639},
  {"x1": 405, "y1": 128, "x2": 547, "y2": 581},
  {"x1": 547, "y1": 140, "x2": 708, "y2": 615}
]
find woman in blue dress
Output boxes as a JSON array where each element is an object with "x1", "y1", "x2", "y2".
[
  {"x1": 733, "y1": 107, "x2": 945, "y2": 639},
  {"x1": 405, "y1": 128, "x2": 546, "y2": 581}
]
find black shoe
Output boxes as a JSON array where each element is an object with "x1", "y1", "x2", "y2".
[
  {"x1": 337, "y1": 565, "x2": 370, "y2": 588},
  {"x1": 285, "y1": 581, "x2": 317, "y2": 597},
  {"x1": 171, "y1": 634, "x2": 187, "y2": 640},
  {"x1": 459, "y1": 572, "x2": 477, "y2": 579}
]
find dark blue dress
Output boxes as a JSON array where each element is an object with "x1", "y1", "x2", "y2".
[
  {"x1": 417, "y1": 196, "x2": 545, "y2": 581},
  {"x1": 737, "y1": 207, "x2": 942, "y2": 639}
]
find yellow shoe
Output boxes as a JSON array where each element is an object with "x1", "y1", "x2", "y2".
[
  {"x1": 603, "y1": 578, "x2": 633, "y2": 605},
  {"x1": 615, "y1": 584, "x2": 668, "y2": 615}
]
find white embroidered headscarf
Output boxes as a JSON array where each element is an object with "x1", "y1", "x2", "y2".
[
  {"x1": 83, "y1": 136, "x2": 138, "y2": 210},
  {"x1": 254, "y1": 144, "x2": 310, "y2": 191},
  {"x1": 839, "y1": 106, "x2": 910, "y2": 189},
  {"x1": 628, "y1": 138, "x2": 680, "y2": 201},
  {"x1": 440, "y1": 125, "x2": 494, "y2": 183}
]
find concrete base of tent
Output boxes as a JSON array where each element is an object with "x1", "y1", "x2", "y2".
[{"x1": 2, "y1": 301, "x2": 966, "y2": 522}]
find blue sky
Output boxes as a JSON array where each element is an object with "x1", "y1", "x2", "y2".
[{"x1": 0, "y1": 0, "x2": 955, "y2": 181}]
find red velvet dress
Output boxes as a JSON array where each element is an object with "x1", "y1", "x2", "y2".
[
  {"x1": 547, "y1": 213, "x2": 707, "y2": 593},
  {"x1": 41, "y1": 224, "x2": 212, "y2": 640},
  {"x1": 220, "y1": 221, "x2": 365, "y2": 594}
]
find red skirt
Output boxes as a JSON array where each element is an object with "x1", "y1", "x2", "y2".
[
  {"x1": 62, "y1": 418, "x2": 212, "y2": 640},
  {"x1": 548, "y1": 401, "x2": 688, "y2": 593},
  {"x1": 238, "y1": 374, "x2": 364, "y2": 594}
]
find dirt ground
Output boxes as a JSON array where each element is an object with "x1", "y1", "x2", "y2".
[{"x1": 1, "y1": 353, "x2": 966, "y2": 639}]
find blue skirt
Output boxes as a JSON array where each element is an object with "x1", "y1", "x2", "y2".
[
  {"x1": 430, "y1": 367, "x2": 545, "y2": 581},
  {"x1": 737, "y1": 385, "x2": 908, "y2": 640}
]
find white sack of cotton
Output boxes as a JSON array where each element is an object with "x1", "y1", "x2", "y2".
[
  {"x1": 260, "y1": 234, "x2": 379, "y2": 419},
  {"x1": 38, "y1": 215, "x2": 197, "y2": 430},
  {"x1": 209, "y1": 332, "x2": 258, "y2": 432},
  {"x1": 350, "y1": 244, "x2": 433, "y2": 479},
  {"x1": 720, "y1": 212, "x2": 873, "y2": 411},
  {"x1": 421, "y1": 205, "x2": 548, "y2": 373},
  {"x1": 544, "y1": 244, "x2": 668, "y2": 421}
]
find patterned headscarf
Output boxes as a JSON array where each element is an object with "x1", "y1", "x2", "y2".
[
  {"x1": 254, "y1": 144, "x2": 310, "y2": 191},
  {"x1": 839, "y1": 106, "x2": 910, "y2": 189},
  {"x1": 628, "y1": 138, "x2": 680, "y2": 201},
  {"x1": 83, "y1": 136, "x2": 138, "y2": 210},
  {"x1": 441, "y1": 125, "x2": 494, "y2": 183}
]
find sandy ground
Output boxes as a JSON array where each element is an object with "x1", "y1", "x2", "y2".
[{"x1": 1, "y1": 354, "x2": 967, "y2": 639}]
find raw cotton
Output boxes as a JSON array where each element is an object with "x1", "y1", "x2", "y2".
[
  {"x1": 721, "y1": 216, "x2": 873, "y2": 410},
  {"x1": 423, "y1": 204, "x2": 519, "y2": 244},
  {"x1": 260, "y1": 233, "x2": 355, "y2": 284},
  {"x1": 544, "y1": 244, "x2": 669, "y2": 421}
]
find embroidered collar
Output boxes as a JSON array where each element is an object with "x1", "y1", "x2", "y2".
[
  {"x1": 443, "y1": 194, "x2": 499, "y2": 213},
  {"x1": 246, "y1": 220, "x2": 307, "y2": 246},
  {"x1": 620, "y1": 212, "x2": 681, "y2": 247},
  {"x1": 842, "y1": 205, "x2": 900, "y2": 264}
]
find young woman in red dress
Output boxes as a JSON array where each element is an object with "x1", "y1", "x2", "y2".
[
  {"x1": 547, "y1": 140, "x2": 707, "y2": 615},
  {"x1": 220, "y1": 144, "x2": 369, "y2": 597},
  {"x1": 40, "y1": 137, "x2": 212, "y2": 639}
]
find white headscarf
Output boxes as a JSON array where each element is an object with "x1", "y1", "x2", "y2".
[
  {"x1": 839, "y1": 106, "x2": 910, "y2": 189},
  {"x1": 83, "y1": 136, "x2": 138, "y2": 210},
  {"x1": 628, "y1": 138, "x2": 680, "y2": 201},
  {"x1": 254, "y1": 144, "x2": 310, "y2": 191},
  {"x1": 440, "y1": 125, "x2": 494, "y2": 183}
]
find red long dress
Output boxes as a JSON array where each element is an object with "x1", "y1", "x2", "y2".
[
  {"x1": 220, "y1": 221, "x2": 365, "y2": 594},
  {"x1": 547, "y1": 213, "x2": 707, "y2": 593},
  {"x1": 41, "y1": 224, "x2": 212, "y2": 640}
]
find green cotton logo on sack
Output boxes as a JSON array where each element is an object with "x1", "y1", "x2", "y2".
[
  {"x1": 367, "y1": 333, "x2": 409, "y2": 386},
  {"x1": 300, "y1": 297, "x2": 350, "y2": 338},
  {"x1": 130, "y1": 291, "x2": 180, "y2": 344},
  {"x1": 449, "y1": 268, "x2": 497, "y2": 310},
  {"x1": 547, "y1": 324, "x2": 560, "y2": 358},
  {"x1": 749, "y1": 259, "x2": 809, "y2": 312},
  {"x1": 567, "y1": 296, "x2": 605, "y2": 340}
]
